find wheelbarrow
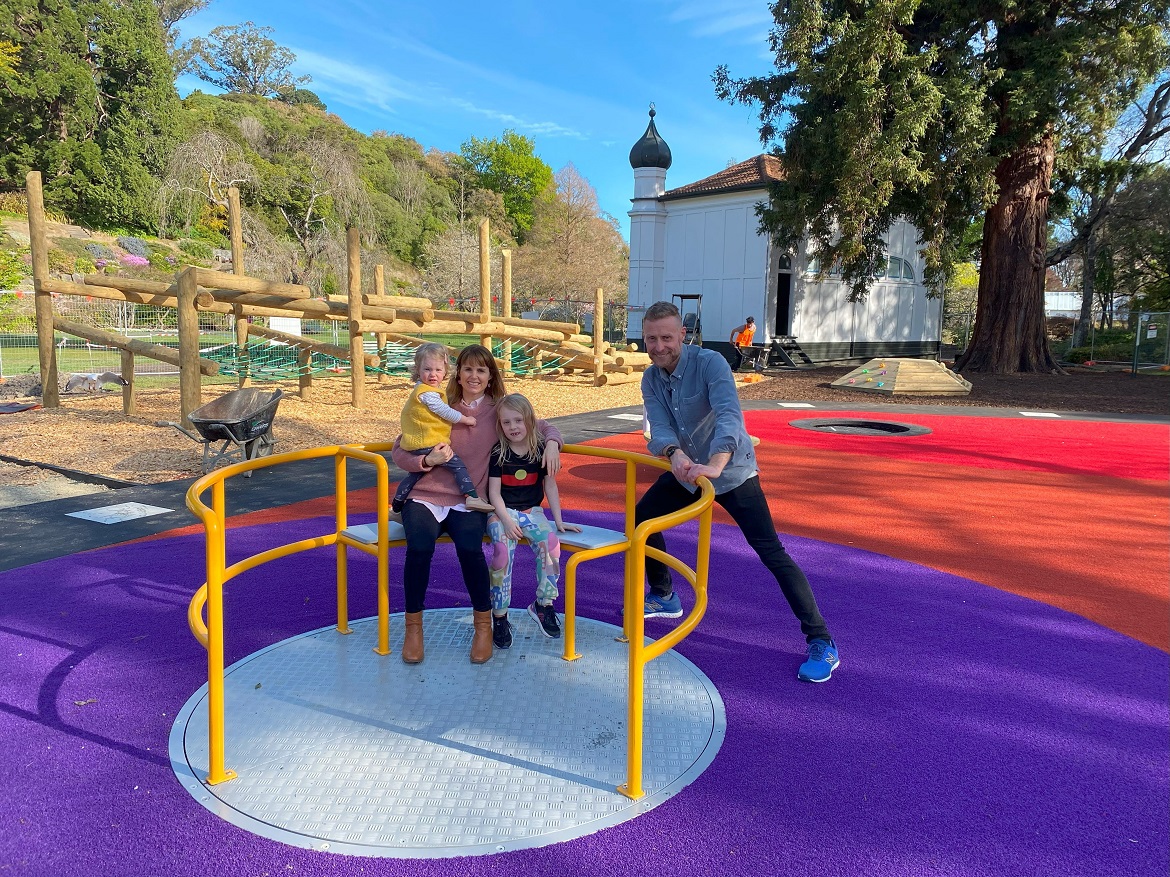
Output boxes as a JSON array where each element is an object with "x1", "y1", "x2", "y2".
[{"x1": 159, "y1": 388, "x2": 283, "y2": 477}]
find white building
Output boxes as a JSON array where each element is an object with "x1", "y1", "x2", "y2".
[{"x1": 626, "y1": 110, "x2": 942, "y2": 363}]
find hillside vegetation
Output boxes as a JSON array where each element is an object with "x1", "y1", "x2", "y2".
[{"x1": 0, "y1": 3, "x2": 626, "y2": 319}]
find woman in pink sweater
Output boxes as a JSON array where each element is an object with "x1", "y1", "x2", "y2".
[{"x1": 391, "y1": 345, "x2": 563, "y2": 665}]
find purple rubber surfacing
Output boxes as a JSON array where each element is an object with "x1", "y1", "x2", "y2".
[{"x1": 0, "y1": 510, "x2": 1166, "y2": 877}]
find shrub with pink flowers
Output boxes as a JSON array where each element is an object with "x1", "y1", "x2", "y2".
[{"x1": 120, "y1": 254, "x2": 149, "y2": 268}]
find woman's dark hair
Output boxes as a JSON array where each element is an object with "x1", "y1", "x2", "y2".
[{"x1": 447, "y1": 344, "x2": 505, "y2": 405}]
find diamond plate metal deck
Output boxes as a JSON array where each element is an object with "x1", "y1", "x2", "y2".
[{"x1": 170, "y1": 609, "x2": 725, "y2": 857}]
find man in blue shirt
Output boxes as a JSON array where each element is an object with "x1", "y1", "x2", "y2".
[{"x1": 637, "y1": 300, "x2": 840, "y2": 682}]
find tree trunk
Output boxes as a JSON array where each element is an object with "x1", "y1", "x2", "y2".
[
  {"x1": 1073, "y1": 225, "x2": 1097, "y2": 348},
  {"x1": 956, "y1": 133, "x2": 1062, "y2": 374}
]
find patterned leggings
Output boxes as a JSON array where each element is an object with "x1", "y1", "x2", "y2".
[{"x1": 488, "y1": 506, "x2": 562, "y2": 612}]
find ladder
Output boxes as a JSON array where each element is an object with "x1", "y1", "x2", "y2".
[{"x1": 767, "y1": 336, "x2": 816, "y2": 369}]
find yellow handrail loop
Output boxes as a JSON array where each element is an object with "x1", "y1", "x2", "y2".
[{"x1": 185, "y1": 441, "x2": 714, "y2": 799}]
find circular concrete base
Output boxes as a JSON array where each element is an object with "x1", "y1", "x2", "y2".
[{"x1": 171, "y1": 609, "x2": 725, "y2": 857}]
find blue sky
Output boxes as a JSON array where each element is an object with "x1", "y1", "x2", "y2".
[{"x1": 174, "y1": 0, "x2": 780, "y2": 240}]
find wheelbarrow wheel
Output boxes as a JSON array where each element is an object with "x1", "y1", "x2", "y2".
[{"x1": 244, "y1": 432, "x2": 275, "y2": 462}]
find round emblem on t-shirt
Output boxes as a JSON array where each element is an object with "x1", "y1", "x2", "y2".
[{"x1": 514, "y1": 468, "x2": 528, "y2": 480}]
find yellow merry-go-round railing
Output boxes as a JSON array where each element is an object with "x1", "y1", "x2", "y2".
[{"x1": 185, "y1": 441, "x2": 714, "y2": 801}]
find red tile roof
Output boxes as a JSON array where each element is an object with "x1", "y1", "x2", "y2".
[{"x1": 661, "y1": 154, "x2": 784, "y2": 201}]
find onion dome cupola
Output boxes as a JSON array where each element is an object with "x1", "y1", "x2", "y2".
[{"x1": 629, "y1": 105, "x2": 672, "y2": 170}]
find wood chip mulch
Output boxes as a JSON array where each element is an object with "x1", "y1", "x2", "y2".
[{"x1": 0, "y1": 364, "x2": 1164, "y2": 487}]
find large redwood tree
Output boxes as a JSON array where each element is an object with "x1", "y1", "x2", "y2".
[{"x1": 716, "y1": 0, "x2": 1169, "y2": 373}]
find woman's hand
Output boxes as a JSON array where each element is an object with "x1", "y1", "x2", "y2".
[
  {"x1": 542, "y1": 441, "x2": 561, "y2": 475},
  {"x1": 424, "y1": 442, "x2": 453, "y2": 467},
  {"x1": 556, "y1": 522, "x2": 581, "y2": 533}
]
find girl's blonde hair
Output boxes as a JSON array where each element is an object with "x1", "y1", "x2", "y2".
[
  {"x1": 410, "y1": 342, "x2": 450, "y2": 383},
  {"x1": 447, "y1": 344, "x2": 506, "y2": 405},
  {"x1": 495, "y1": 393, "x2": 542, "y2": 463}
]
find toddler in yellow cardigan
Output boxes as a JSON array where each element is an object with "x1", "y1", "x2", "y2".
[{"x1": 392, "y1": 343, "x2": 494, "y2": 513}]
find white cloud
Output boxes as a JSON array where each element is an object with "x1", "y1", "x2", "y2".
[
  {"x1": 665, "y1": 0, "x2": 772, "y2": 40},
  {"x1": 447, "y1": 99, "x2": 585, "y2": 139},
  {"x1": 290, "y1": 48, "x2": 414, "y2": 113}
]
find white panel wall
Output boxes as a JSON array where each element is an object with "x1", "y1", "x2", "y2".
[
  {"x1": 659, "y1": 192, "x2": 770, "y2": 343},
  {"x1": 792, "y1": 217, "x2": 937, "y2": 345}
]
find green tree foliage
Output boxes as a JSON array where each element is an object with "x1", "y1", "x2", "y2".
[
  {"x1": 1048, "y1": 75, "x2": 1170, "y2": 344},
  {"x1": 152, "y1": 0, "x2": 211, "y2": 68},
  {"x1": 0, "y1": 0, "x2": 182, "y2": 231},
  {"x1": 716, "y1": 0, "x2": 1169, "y2": 373},
  {"x1": 1101, "y1": 166, "x2": 1170, "y2": 313},
  {"x1": 182, "y1": 21, "x2": 310, "y2": 97},
  {"x1": 460, "y1": 130, "x2": 553, "y2": 241},
  {"x1": 165, "y1": 93, "x2": 469, "y2": 286},
  {"x1": 279, "y1": 88, "x2": 327, "y2": 112}
]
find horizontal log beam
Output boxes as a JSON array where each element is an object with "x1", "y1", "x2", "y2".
[
  {"x1": 594, "y1": 371, "x2": 641, "y2": 386},
  {"x1": 81, "y1": 275, "x2": 173, "y2": 296},
  {"x1": 51, "y1": 276, "x2": 323, "y2": 321},
  {"x1": 352, "y1": 318, "x2": 487, "y2": 335},
  {"x1": 193, "y1": 268, "x2": 312, "y2": 299},
  {"x1": 613, "y1": 352, "x2": 651, "y2": 367},
  {"x1": 43, "y1": 277, "x2": 218, "y2": 311},
  {"x1": 431, "y1": 310, "x2": 581, "y2": 337},
  {"x1": 54, "y1": 316, "x2": 219, "y2": 375},
  {"x1": 328, "y1": 292, "x2": 433, "y2": 309}
]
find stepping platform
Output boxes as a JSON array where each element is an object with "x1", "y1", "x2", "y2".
[
  {"x1": 831, "y1": 358, "x2": 972, "y2": 395},
  {"x1": 170, "y1": 609, "x2": 725, "y2": 858}
]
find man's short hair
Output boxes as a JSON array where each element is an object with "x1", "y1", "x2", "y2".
[{"x1": 644, "y1": 301, "x2": 681, "y2": 323}]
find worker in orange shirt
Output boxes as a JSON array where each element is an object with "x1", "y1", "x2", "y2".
[{"x1": 729, "y1": 316, "x2": 756, "y2": 371}]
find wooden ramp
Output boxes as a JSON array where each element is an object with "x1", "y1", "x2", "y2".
[{"x1": 831, "y1": 358, "x2": 972, "y2": 396}]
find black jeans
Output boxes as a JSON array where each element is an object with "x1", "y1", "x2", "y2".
[
  {"x1": 401, "y1": 501, "x2": 490, "y2": 613},
  {"x1": 635, "y1": 471, "x2": 832, "y2": 642},
  {"x1": 730, "y1": 345, "x2": 746, "y2": 371}
]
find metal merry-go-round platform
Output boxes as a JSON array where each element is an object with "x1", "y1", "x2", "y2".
[{"x1": 170, "y1": 609, "x2": 725, "y2": 858}]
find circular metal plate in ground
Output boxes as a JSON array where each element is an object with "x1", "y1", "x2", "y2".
[
  {"x1": 170, "y1": 609, "x2": 725, "y2": 858},
  {"x1": 789, "y1": 418, "x2": 932, "y2": 437}
]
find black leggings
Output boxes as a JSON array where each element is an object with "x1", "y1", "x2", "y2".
[
  {"x1": 401, "y1": 501, "x2": 490, "y2": 613},
  {"x1": 634, "y1": 471, "x2": 831, "y2": 642}
]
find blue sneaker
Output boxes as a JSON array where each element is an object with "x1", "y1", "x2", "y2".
[
  {"x1": 798, "y1": 639, "x2": 840, "y2": 683},
  {"x1": 643, "y1": 592, "x2": 683, "y2": 619}
]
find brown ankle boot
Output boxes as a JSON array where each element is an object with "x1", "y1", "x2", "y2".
[
  {"x1": 402, "y1": 611, "x2": 424, "y2": 664},
  {"x1": 470, "y1": 610, "x2": 493, "y2": 664}
]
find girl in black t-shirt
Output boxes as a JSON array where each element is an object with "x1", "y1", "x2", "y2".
[{"x1": 486, "y1": 394, "x2": 580, "y2": 647}]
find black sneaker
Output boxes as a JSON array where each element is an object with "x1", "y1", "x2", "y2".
[
  {"x1": 492, "y1": 614, "x2": 512, "y2": 649},
  {"x1": 528, "y1": 602, "x2": 561, "y2": 638}
]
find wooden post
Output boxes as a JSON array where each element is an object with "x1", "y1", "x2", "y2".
[
  {"x1": 478, "y1": 218, "x2": 492, "y2": 352},
  {"x1": 298, "y1": 347, "x2": 312, "y2": 400},
  {"x1": 374, "y1": 264, "x2": 389, "y2": 384},
  {"x1": 120, "y1": 349, "x2": 136, "y2": 415},
  {"x1": 228, "y1": 186, "x2": 250, "y2": 389},
  {"x1": 177, "y1": 267, "x2": 202, "y2": 427},
  {"x1": 26, "y1": 171, "x2": 58, "y2": 408},
  {"x1": 501, "y1": 248, "x2": 512, "y2": 374},
  {"x1": 347, "y1": 226, "x2": 365, "y2": 408},
  {"x1": 594, "y1": 287, "x2": 605, "y2": 384}
]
